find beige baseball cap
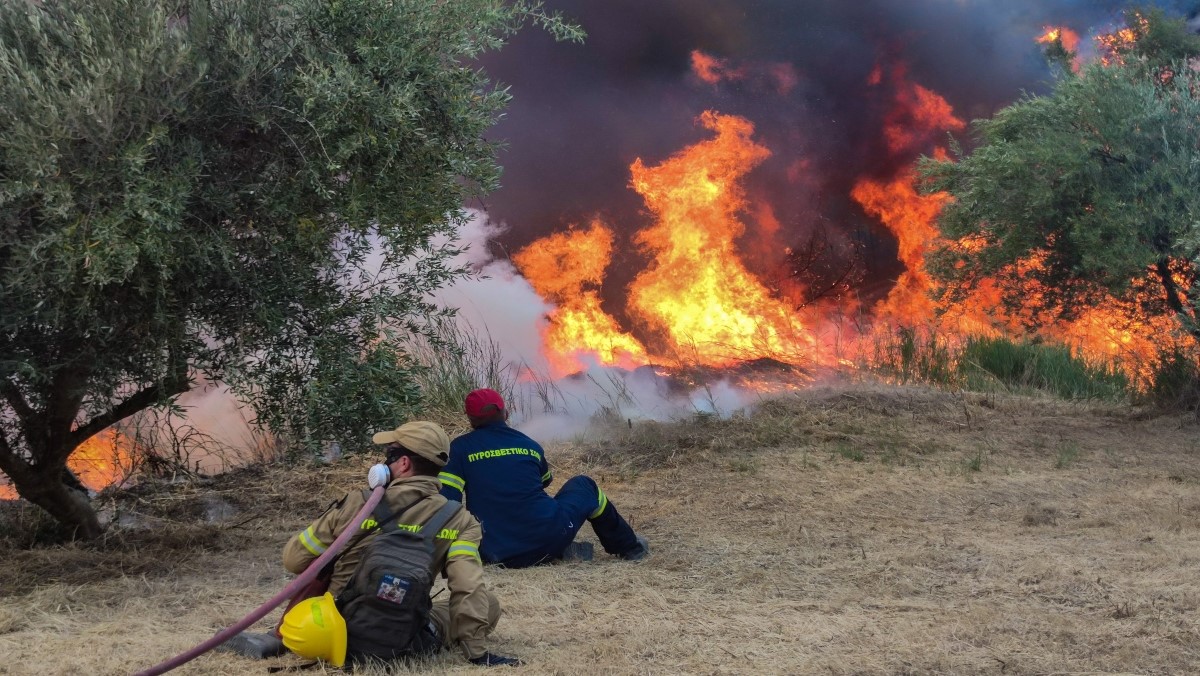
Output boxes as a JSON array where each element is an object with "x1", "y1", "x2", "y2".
[{"x1": 371, "y1": 421, "x2": 450, "y2": 467}]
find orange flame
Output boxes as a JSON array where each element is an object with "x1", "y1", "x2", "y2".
[
  {"x1": 851, "y1": 170, "x2": 948, "y2": 323},
  {"x1": 691, "y1": 50, "x2": 742, "y2": 85},
  {"x1": 872, "y1": 65, "x2": 965, "y2": 155},
  {"x1": 1037, "y1": 26, "x2": 1082, "y2": 72},
  {"x1": 70, "y1": 428, "x2": 135, "y2": 492},
  {"x1": 843, "y1": 63, "x2": 1196, "y2": 379},
  {"x1": 1097, "y1": 29, "x2": 1140, "y2": 66},
  {"x1": 1037, "y1": 26, "x2": 1081, "y2": 54},
  {"x1": 516, "y1": 112, "x2": 819, "y2": 371},
  {"x1": 691, "y1": 51, "x2": 800, "y2": 96},
  {"x1": 0, "y1": 427, "x2": 135, "y2": 501},
  {"x1": 854, "y1": 71, "x2": 967, "y2": 324},
  {"x1": 513, "y1": 220, "x2": 648, "y2": 375},
  {"x1": 852, "y1": 158, "x2": 1192, "y2": 382},
  {"x1": 1046, "y1": 261, "x2": 1197, "y2": 384},
  {"x1": 508, "y1": 43, "x2": 1192, "y2": 391},
  {"x1": 627, "y1": 112, "x2": 816, "y2": 365}
]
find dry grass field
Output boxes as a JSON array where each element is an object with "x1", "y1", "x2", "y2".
[{"x1": 3, "y1": 382, "x2": 1200, "y2": 675}]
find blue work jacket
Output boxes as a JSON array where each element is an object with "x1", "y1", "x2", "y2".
[{"x1": 438, "y1": 421, "x2": 560, "y2": 561}]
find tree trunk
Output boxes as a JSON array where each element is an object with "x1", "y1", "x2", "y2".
[
  {"x1": 0, "y1": 435, "x2": 104, "y2": 540},
  {"x1": 2, "y1": 365, "x2": 190, "y2": 540},
  {"x1": 6, "y1": 459, "x2": 102, "y2": 539},
  {"x1": 1154, "y1": 258, "x2": 1200, "y2": 341}
]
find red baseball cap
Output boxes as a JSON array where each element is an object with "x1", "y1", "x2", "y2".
[{"x1": 465, "y1": 388, "x2": 505, "y2": 417}]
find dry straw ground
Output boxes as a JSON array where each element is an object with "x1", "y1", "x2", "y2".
[{"x1": 3, "y1": 383, "x2": 1200, "y2": 675}]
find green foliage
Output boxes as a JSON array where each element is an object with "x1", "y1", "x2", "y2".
[
  {"x1": 959, "y1": 337, "x2": 1128, "y2": 400},
  {"x1": 407, "y1": 318, "x2": 517, "y2": 423},
  {"x1": 1145, "y1": 348, "x2": 1200, "y2": 410},
  {"x1": 1041, "y1": 35, "x2": 1075, "y2": 76},
  {"x1": 0, "y1": 0, "x2": 579, "y2": 534},
  {"x1": 727, "y1": 457, "x2": 759, "y2": 474},
  {"x1": 868, "y1": 328, "x2": 1128, "y2": 400},
  {"x1": 919, "y1": 9, "x2": 1200, "y2": 336},
  {"x1": 1107, "y1": 7, "x2": 1200, "y2": 68},
  {"x1": 963, "y1": 450, "x2": 984, "y2": 473},
  {"x1": 834, "y1": 442, "x2": 866, "y2": 463}
]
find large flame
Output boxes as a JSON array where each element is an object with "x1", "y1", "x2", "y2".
[
  {"x1": 851, "y1": 170, "x2": 947, "y2": 324},
  {"x1": 851, "y1": 73, "x2": 1191, "y2": 384},
  {"x1": 513, "y1": 220, "x2": 648, "y2": 375},
  {"x1": 854, "y1": 68, "x2": 974, "y2": 326},
  {"x1": 627, "y1": 112, "x2": 816, "y2": 365},
  {"x1": 515, "y1": 111, "x2": 819, "y2": 372},
  {"x1": 513, "y1": 72, "x2": 1189, "y2": 382},
  {"x1": 0, "y1": 428, "x2": 135, "y2": 501}
]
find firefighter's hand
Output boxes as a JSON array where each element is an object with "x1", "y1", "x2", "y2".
[{"x1": 469, "y1": 652, "x2": 522, "y2": 667}]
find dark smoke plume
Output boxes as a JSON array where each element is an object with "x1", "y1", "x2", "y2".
[{"x1": 477, "y1": 0, "x2": 1199, "y2": 311}]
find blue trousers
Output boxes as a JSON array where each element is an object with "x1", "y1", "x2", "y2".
[{"x1": 497, "y1": 475, "x2": 639, "y2": 568}]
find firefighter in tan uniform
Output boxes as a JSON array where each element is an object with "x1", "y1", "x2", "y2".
[{"x1": 282, "y1": 421, "x2": 520, "y2": 667}]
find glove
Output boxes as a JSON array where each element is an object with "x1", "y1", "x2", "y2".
[
  {"x1": 469, "y1": 652, "x2": 522, "y2": 667},
  {"x1": 367, "y1": 463, "x2": 391, "y2": 489}
]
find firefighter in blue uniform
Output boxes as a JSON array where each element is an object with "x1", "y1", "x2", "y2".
[{"x1": 439, "y1": 388, "x2": 649, "y2": 568}]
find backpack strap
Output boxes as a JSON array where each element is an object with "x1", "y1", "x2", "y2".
[
  {"x1": 330, "y1": 493, "x2": 435, "y2": 609},
  {"x1": 314, "y1": 489, "x2": 405, "y2": 578},
  {"x1": 371, "y1": 494, "x2": 430, "y2": 534},
  {"x1": 421, "y1": 499, "x2": 463, "y2": 553}
]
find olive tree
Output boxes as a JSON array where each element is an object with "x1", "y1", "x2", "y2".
[
  {"x1": 920, "y1": 10, "x2": 1200, "y2": 335},
  {"x1": 0, "y1": 0, "x2": 580, "y2": 538}
]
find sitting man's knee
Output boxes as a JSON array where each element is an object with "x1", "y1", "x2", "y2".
[
  {"x1": 486, "y1": 589, "x2": 502, "y2": 629},
  {"x1": 563, "y1": 474, "x2": 598, "y2": 491}
]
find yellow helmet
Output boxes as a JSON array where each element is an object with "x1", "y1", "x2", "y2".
[{"x1": 279, "y1": 592, "x2": 347, "y2": 667}]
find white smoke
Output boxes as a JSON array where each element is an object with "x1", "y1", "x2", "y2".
[
  {"x1": 116, "y1": 210, "x2": 768, "y2": 470},
  {"x1": 427, "y1": 211, "x2": 775, "y2": 442},
  {"x1": 430, "y1": 212, "x2": 554, "y2": 374}
]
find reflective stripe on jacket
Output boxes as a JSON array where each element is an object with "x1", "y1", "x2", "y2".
[
  {"x1": 439, "y1": 422, "x2": 561, "y2": 562},
  {"x1": 282, "y1": 475, "x2": 491, "y2": 659}
]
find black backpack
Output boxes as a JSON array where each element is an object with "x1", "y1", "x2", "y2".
[{"x1": 335, "y1": 495, "x2": 463, "y2": 662}]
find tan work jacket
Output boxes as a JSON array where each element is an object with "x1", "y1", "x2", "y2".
[{"x1": 282, "y1": 475, "x2": 490, "y2": 659}]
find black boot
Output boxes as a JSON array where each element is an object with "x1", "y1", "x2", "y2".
[
  {"x1": 216, "y1": 631, "x2": 288, "y2": 659},
  {"x1": 589, "y1": 500, "x2": 640, "y2": 556}
]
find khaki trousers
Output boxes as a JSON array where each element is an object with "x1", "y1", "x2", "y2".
[{"x1": 427, "y1": 588, "x2": 502, "y2": 650}]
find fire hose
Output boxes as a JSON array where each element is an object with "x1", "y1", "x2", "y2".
[{"x1": 132, "y1": 483, "x2": 386, "y2": 676}]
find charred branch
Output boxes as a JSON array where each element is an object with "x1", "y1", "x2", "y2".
[
  {"x1": 803, "y1": 261, "x2": 861, "y2": 307},
  {"x1": 1155, "y1": 257, "x2": 1200, "y2": 338},
  {"x1": 67, "y1": 375, "x2": 190, "y2": 452},
  {"x1": 784, "y1": 226, "x2": 864, "y2": 307}
]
